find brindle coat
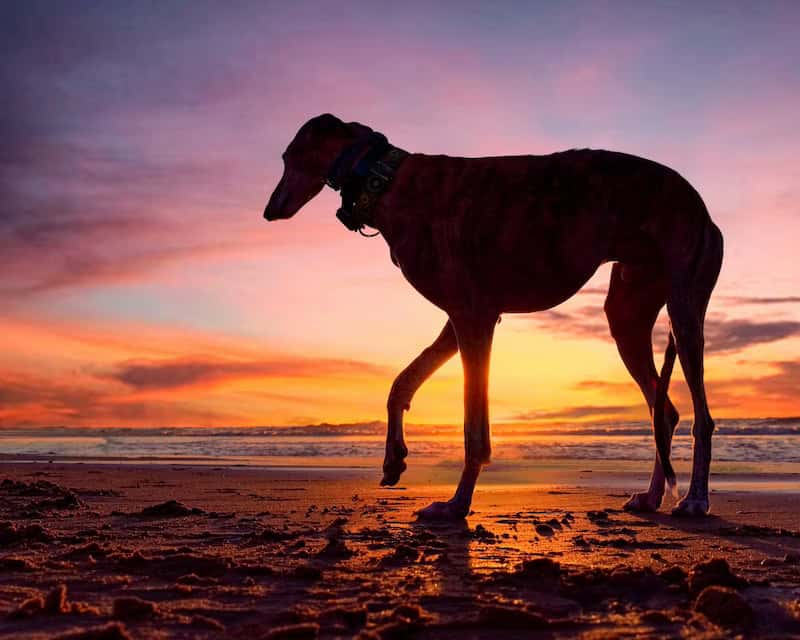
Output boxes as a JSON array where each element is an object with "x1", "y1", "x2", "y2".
[{"x1": 264, "y1": 114, "x2": 723, "y2": 520}]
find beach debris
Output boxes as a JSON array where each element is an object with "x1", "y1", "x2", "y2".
[
  {"x1": 688, "y1": 558, "x2": 746, "y2": 596},
  {"x1": 112, "y1": 596, "x2": 158, "y2": 620},
  {"x1": 264, "y1": 622, "x2": 320, "y2": 639},
  {"x1": 53, "y1": 623, "x2": 132, "y2": 640},
  {"x1": 694, "y1": 585, "x2": 753, "y2": 628}
]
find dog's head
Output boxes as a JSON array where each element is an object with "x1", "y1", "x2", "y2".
[{"x1": 263, "y1": 113, "x2": 365, "y2": 221}]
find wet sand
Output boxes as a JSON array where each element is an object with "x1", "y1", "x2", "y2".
[{"x1": 1, "y1": 461, "x2": 799, "y2": 638}]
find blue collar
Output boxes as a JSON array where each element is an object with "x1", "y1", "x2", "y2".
[{"x1": 325, "y1": 132, "x2": 407, "y2": 234}]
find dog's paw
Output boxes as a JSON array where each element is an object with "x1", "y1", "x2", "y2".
[
  {"x1": 380, "y1": 459, "x2": 406, "y2": 487},
  {"x1": 415, "y1": 500, "x2": 468, "y2": 521},
  {"x1": 623, "y1": 491, "x2": 663, "y2": 513},
  {"x1": 671, "y1": 496, "x2": 709, "y2": 517}
]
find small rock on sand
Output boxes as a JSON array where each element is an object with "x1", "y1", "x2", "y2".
[
  {"x1": 694, "y1": 585, "x2": 753, "y2": 627},
  {"x1": 535, "y1": 523, "x2": 555, "y2": 536}
]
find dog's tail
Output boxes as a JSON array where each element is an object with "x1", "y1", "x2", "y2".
[{"x1": 654, "y1": 330, "x2": 678, "y2": 496}]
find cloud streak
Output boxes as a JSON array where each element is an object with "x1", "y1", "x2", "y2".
[
  {"x1": 515, "y1": 308, "x2": 800, "y2": 354},
  {"x1": 108, "y1": 356, "x2": 392, "y2": 390},
  {"x1": 508, "y1": 404, "x2": 641, "y2": 422}
]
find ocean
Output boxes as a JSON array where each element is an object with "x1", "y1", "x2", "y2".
[{"x1": 1, "y1": 419, "x2": 798, "y2": 468}]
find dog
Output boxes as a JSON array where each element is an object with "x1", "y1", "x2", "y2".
[{"x1": 264, "y1": 114, "x2": 723, "y2": 520}]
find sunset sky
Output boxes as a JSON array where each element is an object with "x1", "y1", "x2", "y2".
[{"x1": 1, "y1": 1, "x2": 799, "y2": 428}]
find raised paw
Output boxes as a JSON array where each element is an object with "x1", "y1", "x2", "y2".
[
  {"x1": 415, "y1": 500, "x2": 468, "y2": 521},
  {"x1": 623, "y1": 491, "x2": 663, "y2": 513},
  {"x1": 671, "y1": 496, "x2": 709, "y2": 517},
  {"x1": 381, "y1": 442, "x2": 408, "y2": 487}
]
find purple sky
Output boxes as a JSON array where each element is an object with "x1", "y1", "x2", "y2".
[{"x1": 2, "y1": 1, "x2": 799, "y2": 426}]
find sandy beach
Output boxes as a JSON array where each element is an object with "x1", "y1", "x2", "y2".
[{"x1": 0, "y1": 461, "x2": 798, "y2": 639}]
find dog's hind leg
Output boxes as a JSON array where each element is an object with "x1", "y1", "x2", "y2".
[
  {"x1": 668, "y1": 222, "x2": 723, "y2": 517},
  {"x1": 382, "y1": 321, "x2": 458, "y2": 486},
  {"x1": 604, "y1": 263, "x2": 680, "y2": 512},
  {"x1": 416, "y1": 313, "x2": 496, "y2": 520}
]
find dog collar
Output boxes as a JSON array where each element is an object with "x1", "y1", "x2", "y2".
[{"x1": 326, "y1": 132, "x2": 408, "y2": 234}]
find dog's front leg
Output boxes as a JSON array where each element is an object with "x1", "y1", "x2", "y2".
[
  {"x1": 382, "y1": 322, "x2": 457, "y2": 486},
  {"x1": 417, "y1": 314, "x2": 496, "y2": 520}
]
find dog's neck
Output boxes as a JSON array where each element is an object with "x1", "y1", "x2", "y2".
[{"x1": 325, "y1": 131, "x2": 408, "y2": 235}]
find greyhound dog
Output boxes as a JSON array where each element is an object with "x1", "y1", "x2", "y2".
[{"x1": 264, "y1": 114, "x2": 723, "y2": 520}]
